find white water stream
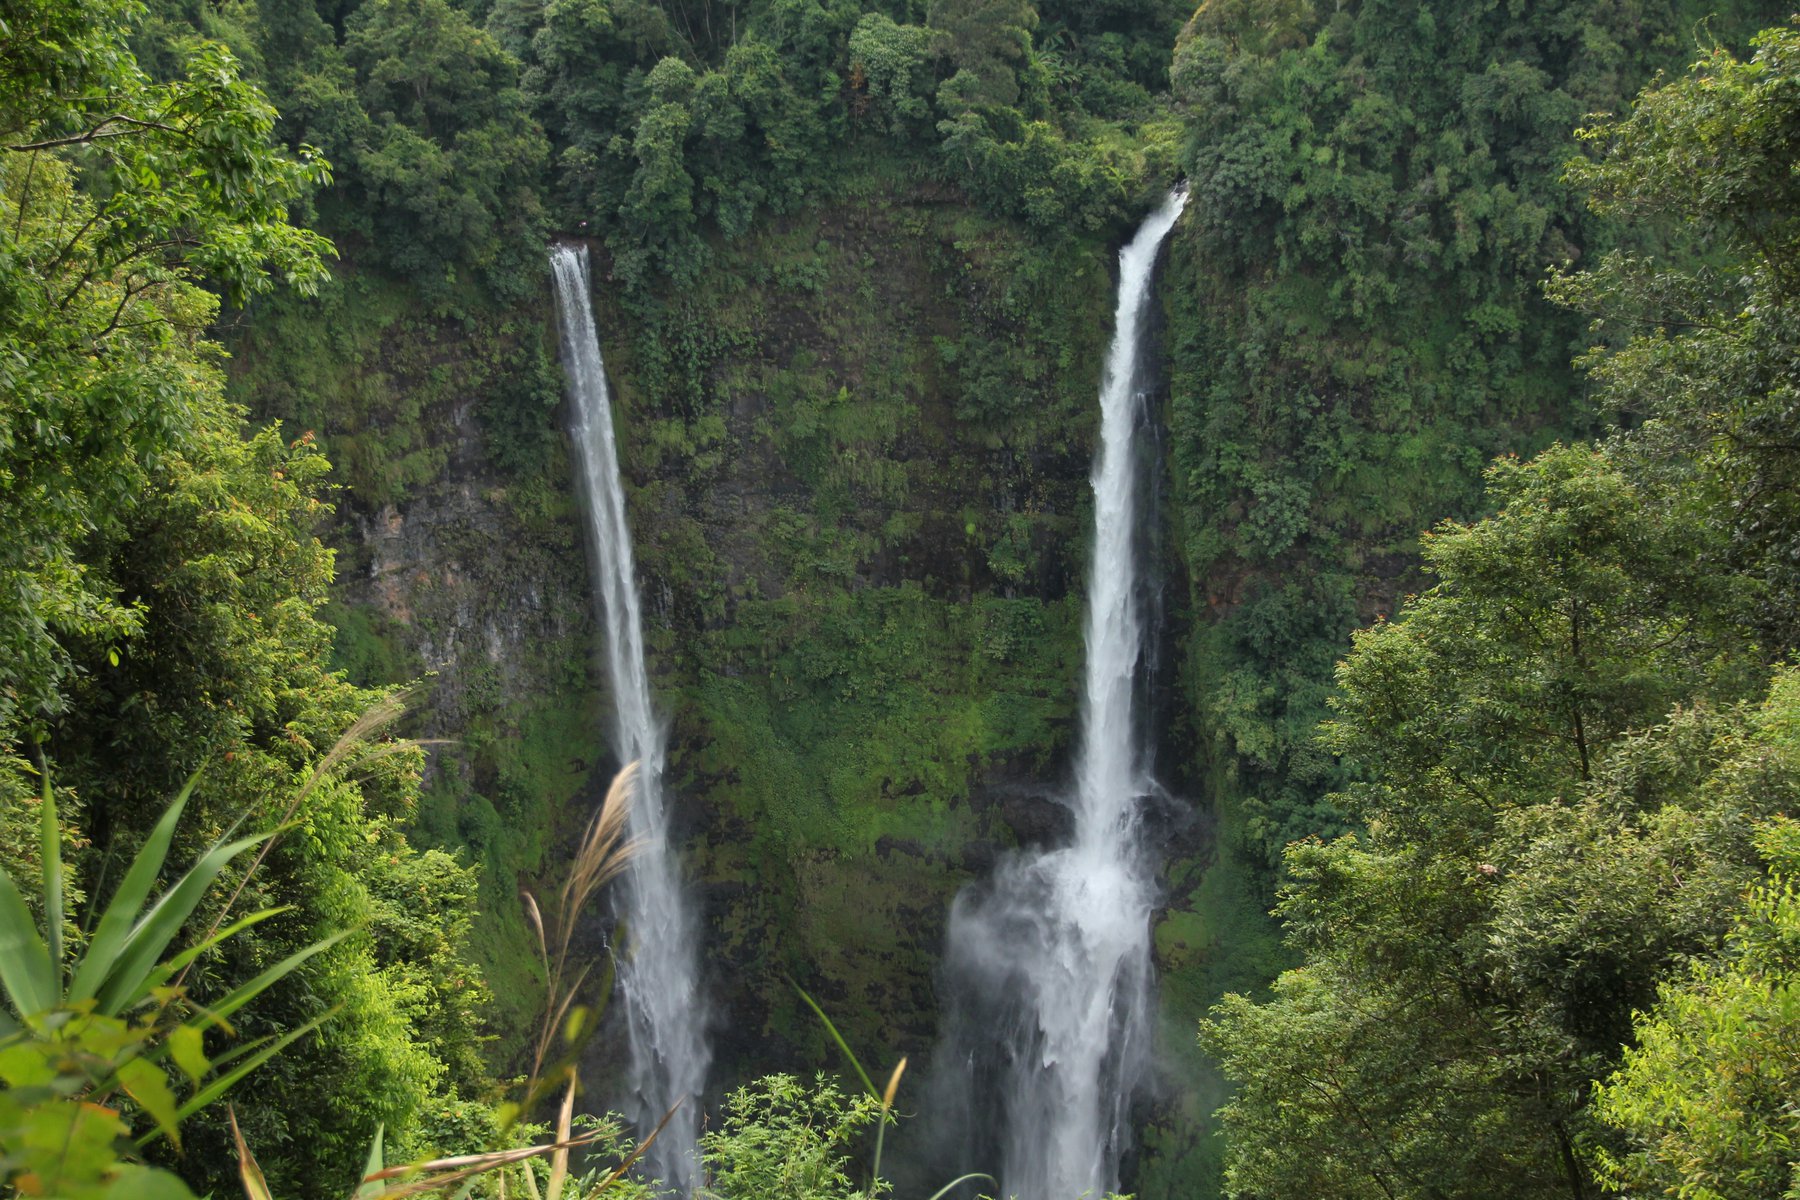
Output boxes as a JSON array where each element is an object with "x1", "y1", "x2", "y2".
[
  {"x1": 550, "y1": 243, "x2": 707, "y2": 1193},
  {"x1": 940, "y1": 187, "x2": 1188, "y2": 1200}
]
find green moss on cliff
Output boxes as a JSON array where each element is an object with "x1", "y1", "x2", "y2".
[
  {"x1": 685, "y1": 588, "x2": 1080, "y2": 860},
  {"x1": 226, "y1": 261, "x2": 605, "y2": 1074}
]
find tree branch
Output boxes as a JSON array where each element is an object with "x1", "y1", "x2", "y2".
[{"x1": 5, "y1": 114, "x2": 184, "y2": 152}]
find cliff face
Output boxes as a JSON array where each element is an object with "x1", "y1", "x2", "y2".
[
  {"x1": 228, "y1": 267, "x2": 607, "y2": 1049},
  {"x1": 608, "y1": 190, "x2": 1117, "y2": 1064},
  {"x1": 615, "y1": 190, "x2": 1229, "y2": 1194},
  {"x1": 228, "y1": 171, "x2": 1229, "y2": 1191}
]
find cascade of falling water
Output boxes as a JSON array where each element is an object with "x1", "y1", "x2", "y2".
[
  {"x1": 936, "y1": 187, "x2": 1189, "y2": 1200},
  {"x1": 549, "y1": 243, "x2": 708, "y2": 1193}
]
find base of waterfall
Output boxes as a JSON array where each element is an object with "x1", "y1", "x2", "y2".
[{"x1": 935, "y1": 839, "x2": 1155, "y2": 1200}]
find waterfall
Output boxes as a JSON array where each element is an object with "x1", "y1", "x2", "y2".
[
  {"x1": 936, "y1": 187, "x2": 1189, "y2": 1200},
  {"x1": 549, "y1": 243, "x2": 708, "y2": 1193}
]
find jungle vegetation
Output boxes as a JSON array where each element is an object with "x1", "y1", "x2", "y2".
[{"x1": 2, "y1": 0, "x2": 1800, "y2": 1197}]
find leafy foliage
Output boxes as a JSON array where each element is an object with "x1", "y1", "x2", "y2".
[
  {"x1": 1204, "y1": 25, "x2": 1800, "y2": 1199},
  {"x1": 0, "y1": 0, "x2": 330, "y2": 742},
  {"x1": 701, "y1": 1074, "x2": 884, "y2": 1200},
  {"x1": 340, "y1": 0, "x2": 550, "y2": 304},
  {"x1": 1553, "y1": 20, "x2": 1800, "y2": 652},
  {"x1": 1162, "y1": 0, "x2": 1788, "y2": 894},
  {"x1": 0, "y1": 1009, "x2": 202, "y2": 1200},
  {"x1": 1204, "y1": 446, "x2": 1773, "y2": 1200},
  {"x1": 0, "y1": 2, "x2": 495, "y2": 1194},
  {"x1": 0, "y1": 768, "x2": 343, "y2": 1199},
  {"x1": 1594, "y1": 816, "x2": 1800, "y2": 1200},
  {"x1": 52, "y1": 2, "x2": 1800, "y2": 1199}
]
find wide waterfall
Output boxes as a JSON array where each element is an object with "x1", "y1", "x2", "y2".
[
  {"x1": 935, "y1": 187, "x2": 1189, "y2": 1200},
  {"x1": 549, "y1": 243, "x2": 708, "y2": 1193}
]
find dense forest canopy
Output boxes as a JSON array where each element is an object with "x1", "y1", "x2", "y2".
[
  {"x1": 1205, "y1": 20, "x2": 1800, "y2": 1197},
  {"x1": 2, "y1": 0, "x2": 1799, "y2": 1197}
]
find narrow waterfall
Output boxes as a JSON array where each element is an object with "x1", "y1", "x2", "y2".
[
  {"x1": 549, "y1": 243, "x2": 708, "y2": 1193},
  {"x1": 937, "y1": 187, "x2": 1189, "y2": 1200}
]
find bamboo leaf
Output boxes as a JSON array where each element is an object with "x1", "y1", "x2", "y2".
[
  {"x1": 198, "y1": 1027, "x2": 285, "y2": 1073},
  {"x1": 230, "y1": 1106, "x2": 275, "y2": 1200},
  {"x1": 199, "y1": 930, "x2": 350, "y2": 1027},
  {"x1": 152, "y1": 907, "x2": 290, "y2": 981},
  {"x1": 922, "y1": 1173, "x2": 995, "y2": 1200},
  {"x1": 165, "y1": 1008, "x2": 335, "y2": 1128},
  {"x1": 355, "y1": 1125, "x2": 386, "y2": 1198},
  {"x1": 792, "y1": 980, "x2": 877, "y2": 1099}
]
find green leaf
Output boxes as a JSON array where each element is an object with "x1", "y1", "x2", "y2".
[
  {"x1": 229, "y1": 1107, "x2": 275, "y2": 1200},
  {"x1": 196, "y1": 929, "x2": 350, "y2": 1027},
  {"x1": 792, "y1": 980, "x2": 877, "y2": 1100},
  {"x1": 196, "y1": 1029, "x2": 273, "y2": 1074},
  {"x1": 117, "y1": 1056, "x2": 182, "y2": 1147},
  {"x1": 17, "y1": 1096, "x2": 129, "y2": 1192},
  {"x1": 38, "y1": 768, "x2": 63, "y2": 998},
  {"x1": 562, "y1": 1003, "x2": 587, "y2": 1046},
  {"x1": 150, "y1": 906, "x2": 291, "y2": 982},
  {"x1": 0, "y1": 866, "x2": 54, "y2": 1019},
  {"x1": 69, "y1": 773, "x2": 200, "y2": 1005},
  {"x1": 102, "y1": 1163, "x2": 200, "y2": 1200},
  {"x1": 923, "y1": 1173, "x2": 996, "y2": 1200},
  {"x1": 167, "y1": 1024, "x2": 208, "y2": 1086},
  {"x1": 355, "y1": 1124, "x2": 386, "y2": 1198}
]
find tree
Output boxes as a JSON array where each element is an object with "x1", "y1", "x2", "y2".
[
  {"x1": 44, "y1": 424, "x2": 454, "y2": 1191},
  {"x1": 530, "y1": 0, "x2": 678, "y2": 226},
  {"x1": 0, "y1": 0, "x2": 330, "y2": 745},
  {"x1": 927, "y1": 0, "x2": 1037, "y2": 112},
  {"x1": 1594, "y1": 807, "x2": 1800, "y2": 1200},
  {"x1": 1327, "y1": 446, "x2": 1750, "y2": 837},
  {"x1": 1553, "y1": 20, "x2": 1800, "y2": 653},
  {"x1": 0, "y1": 4, "x2": 491, "y2": 1193},
  {"x1": 847, "y1": 14, "x2": 932, "y2": 138},
  {"x1": 1203, "y1": 447, "x2": 1767, "y2": 1200},
  {"x1": 1163, "y1": 0, "x2": 1790, "y2": 882},
  {"x1": 343, "y1": 0, "x2": 550, "y2": 303}
]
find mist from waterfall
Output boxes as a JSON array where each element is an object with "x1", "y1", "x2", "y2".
[
  {"x1": 935, "y1": 187, "x2": 1189, "y2": 1200},
  {"x1": 549, "y1": 243, "x2": 708, "y2": 1193}
]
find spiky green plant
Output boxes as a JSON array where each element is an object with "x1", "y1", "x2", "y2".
[
  {"x1": 0, "y1": 768, "x2": 333, "y2": 1196},
  {"x1": 0, "y1": 702, "x2": 410, "y2": 1197}
]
